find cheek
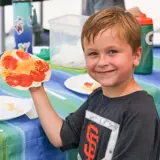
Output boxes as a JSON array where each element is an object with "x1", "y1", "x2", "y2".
[
  {"x1": 114, "y1": 58, "x2": 133, "y2": 73},
  {"x1": 85, "y1": 58, "x2": 96, "y2": 69},
  {"x1": 120, "y1": 63, "x2": 134, "y2": 77}
]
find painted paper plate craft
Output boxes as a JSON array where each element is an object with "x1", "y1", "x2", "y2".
[{"x1": 0, "y1": 49, "x2": 51, "y2": 90}]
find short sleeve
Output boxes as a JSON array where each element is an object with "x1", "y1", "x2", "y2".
[
  {"x1": 60, "y1": 99, "x2": 88, "y2": 151},
  {"x1": 112, "y1": 109, "x2": 160, "y2": 160},
  {"x1": 60, "y1": 88, "x2": 102, "y2": 151}
]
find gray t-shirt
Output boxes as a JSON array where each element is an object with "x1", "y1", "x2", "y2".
[
  {"x1": 60, "y1": 88, "x2": 160, "y2": 160},
  {"x1": 83, "y1": 0, "x2": 125, "y2": 16}
]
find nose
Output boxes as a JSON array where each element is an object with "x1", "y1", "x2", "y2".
[{"x1": 97, "y1": 54, "x2": 109, "y2": 67}]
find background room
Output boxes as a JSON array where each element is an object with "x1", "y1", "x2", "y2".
[{"x1": 3, "y1": 0, "x2": 160, "y2": 49}]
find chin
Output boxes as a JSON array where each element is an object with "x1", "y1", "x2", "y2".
[
  {"x1": 96, "y1": 80, "x2": 112, "y2": 87},
  {"x1": 101, "y1": 82, "x2": 116, "y2": 88}
]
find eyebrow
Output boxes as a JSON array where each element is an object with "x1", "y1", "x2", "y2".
[
  {"x1": 85, "y1": 48, "x2": 98, "y2": 52},
  {"x1": 85, "y1": 45, "x2": 118, "y2": 52}
]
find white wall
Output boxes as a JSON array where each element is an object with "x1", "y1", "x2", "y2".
[{"x1": 43, "y1": 0, "x2": 82, "y2": 30}]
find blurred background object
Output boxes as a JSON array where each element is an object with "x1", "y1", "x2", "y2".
[
  {"x1": 135, "y1": 13, "x2": 154, "y2": 74},
  {"x1": 82, "y1": 0, "x2": 125, "y2": 16},
  {"x1": 0, "y1": 0, "x2": 47, "y2": 53},
  {"x1": 1, "y1": 0, "x2": 160, "y2": 53},
  {"x1": 12, "y1": 0, "x2": 33, "y2": 53}
]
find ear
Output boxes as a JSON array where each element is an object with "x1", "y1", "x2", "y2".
[{"x1": 133, "y1": 46, "x2": 142, "y2": 67}]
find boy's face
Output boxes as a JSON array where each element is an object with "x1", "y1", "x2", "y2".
[{"x1": 83, "y1": 28, "x2": 142, "y2": 88}]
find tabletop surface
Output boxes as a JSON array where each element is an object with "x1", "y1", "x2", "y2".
[{"x1": 0, "y1": 47, "x2": 160, "y2": 160}]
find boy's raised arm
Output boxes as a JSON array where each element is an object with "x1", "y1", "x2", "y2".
[{"x1": 29, "y1": 85, "x2": 63, "y2": 147}]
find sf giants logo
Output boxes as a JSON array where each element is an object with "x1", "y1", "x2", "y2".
[
  {"x1": 84, "y1": 124, "x2": 99, "y2": 160},
  {"x1": 84, "y1": 110, "x2": 120, "y2": 160}
]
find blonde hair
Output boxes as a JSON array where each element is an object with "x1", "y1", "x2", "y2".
[{"x1": 81, "y1": 6, "x2": 141, "y2": 52}]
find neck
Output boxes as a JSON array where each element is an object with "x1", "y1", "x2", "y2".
[{"x1": 102, "y1": 77, "x2": 142, "y2": 98}]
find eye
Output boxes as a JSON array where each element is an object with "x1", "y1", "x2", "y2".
[
  {"x1": 88, "y1": 52, "x2": 98, "y2": 56},
  {"x1": 107, "y1": 50, "x2": 117, "y2": 55}
]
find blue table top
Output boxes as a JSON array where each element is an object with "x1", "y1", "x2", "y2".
[{"x1": 0, "y1": 47, "x2": 160, "y2": 160}]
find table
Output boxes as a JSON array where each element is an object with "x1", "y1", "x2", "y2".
[
  {"x1": 0, "y1": 0, "x2": 48, "y2": 54},
  {"x1": 0, "y1": 72, "x2": 80, "y2": 159},
  {"x1": 0, "y1": 47, "x2": 160, "y2": 160}
]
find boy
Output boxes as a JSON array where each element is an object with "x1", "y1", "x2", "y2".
[{"x1": 30, "y1": 7, "x2": 160, "y2": 160}]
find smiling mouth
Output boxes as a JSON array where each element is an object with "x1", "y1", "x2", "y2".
[{"x1": 97, "y1": 70, "x2": 116, "y2": 73}]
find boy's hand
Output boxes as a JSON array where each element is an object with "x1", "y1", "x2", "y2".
[{"x1": 29, "y1": 84, "x2": 43, "y2": 93}]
